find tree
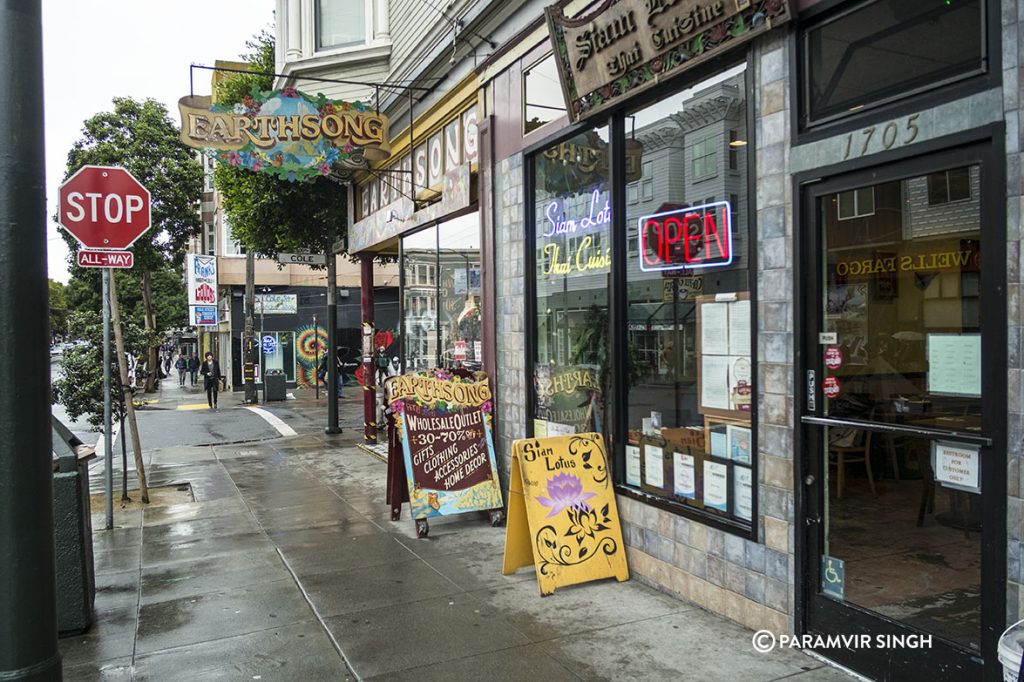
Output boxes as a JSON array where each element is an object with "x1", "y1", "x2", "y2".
[
  {"x1": 52, "y1": 311, "x2": 157, "y2": 500},
  {"x1": 48, "y1": 279, "x2": 67, "y2": 341},
  {"x1": 213, "y1": 32, "x2": 349, "y2": 258},
  {"x1": 59, "y1": 97, "x2": 203, "y2": 390},
  {"x1": 64, "y1": 265, "x2": 188, "y2": 339}
]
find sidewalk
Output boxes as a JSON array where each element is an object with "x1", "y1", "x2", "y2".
[{"x1": 69, "y1": 426, "x2": 855, "y2": 681}]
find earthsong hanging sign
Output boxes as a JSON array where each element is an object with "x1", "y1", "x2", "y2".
[{"x1": 178, "y1": 87, "x2": 390, "y2": 182}]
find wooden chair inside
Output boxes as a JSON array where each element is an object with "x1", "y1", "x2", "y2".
[{"x1": 829, "y1": 427, "x2": 876, "y2": 499}]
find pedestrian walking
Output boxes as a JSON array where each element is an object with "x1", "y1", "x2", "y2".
[
  {"x1": 187, "y1": 354, "x2": 199, "y2": 386},
  {"x1": 200, "y1": 352, "x2": 222, "y2": 409},
  {"x1": 174, "y1": 354, "x2": 187, "y2": 386}
]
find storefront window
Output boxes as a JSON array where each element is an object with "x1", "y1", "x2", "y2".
[
  {"x1": 401, "y1": 213, "x2": 482, "y2": 373},
  {"x1": 822, "y1": 167, "x2": 982, "y2": 425},
  {"x1": 403, "y1": 226, "x2": 438, "y2": 373},
  {"x1": 438, "y1": 213, "x2": 482, "y2": 369},
  {"x1": 531, "y1": 127, "x2": 611, "y2": 437},
  {"x1": 261, "y1": 331, "x2": 295, "y2": 383},
  {"x1": 624, "y1": 64, "x2": 753, "y2": 526}
]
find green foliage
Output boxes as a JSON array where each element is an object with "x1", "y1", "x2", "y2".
[
  {"x1": 51, "y1": 311, "x2": 157, "y2": 429},
  {"x1": 64, "y1": 266, "x2": 187, "y2": 333},
  {"x1": 59, "y1": 97, "x2": 203, "y2": 271},
  {"x1": 49, "y1": 279, "x2": 68, "y2": 338},
  {"x1": 214, "y1": 31, "x2": 349, "y2": 259}
]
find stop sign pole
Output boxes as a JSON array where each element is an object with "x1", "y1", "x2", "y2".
[{"x1": 57, "y1": 165, "x2": 154, "y2": 523}]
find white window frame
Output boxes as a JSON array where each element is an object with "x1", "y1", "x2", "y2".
[
  {"x1": 837, "y1": 187, "x2": 876, "y2": 221},
  {"x1": 220, "y1": 212, "x2": 246, "y2": 257},
  {"x1": 313, "y1": 0, "x2": 371, "y2": 52}
]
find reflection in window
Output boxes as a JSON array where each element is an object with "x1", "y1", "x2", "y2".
[
  {"x1": 927, "y1": 167, "x2": 972, "y2": 205},
  {"x1": 623, "y1": 63, "x2": 752, "y2": 527},
  {"x1": 691, "y1": 136, "x2": 718, "y2": 180},
  {"x1": 803, "y1": 0, "x2": 983, "y2": 123},
  {"x1": 403, "y1": 227, "x2": 437, "y2": 373},
  {"x1": 401, "y1": 214, "x2": 482, "y2": 373},
  {"x1": 822, "y1": 166, "x2": 982, "y2": 425},
  {"x1": 532, "y1": 127, "x2": 611, "y2": 438},
  {"x1": 837, "y1": 187, "x2": 875, "y2": 220},
  {"x1": 316, "y1": 0, "x2": 366, "y2": 50},
  {"x1": 524, "y1": 54, "x2": 567, "y2": 134}
]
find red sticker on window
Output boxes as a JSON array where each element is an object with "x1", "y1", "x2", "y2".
[
  {"x1": 823, "y1": 376, "x2": 840, "y2": 399},
  {"x1": 823, "y1": 346, "x2": 843, "y2": 370}
]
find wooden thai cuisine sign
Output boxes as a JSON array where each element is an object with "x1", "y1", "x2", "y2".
[
  {"x1": 545, "y1": 0, "x2": 792, "y2": 122},
  {"x1": 387, "y1": 372, "x2": 503, "y2": 520}
]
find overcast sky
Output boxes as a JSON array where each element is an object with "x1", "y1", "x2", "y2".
[{"x1": 42, "y1": 0, "x2": 276, "y2": 283}]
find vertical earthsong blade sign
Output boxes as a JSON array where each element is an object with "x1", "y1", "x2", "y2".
[
  {"x1": 178, "y1": 88, "x2": 390, "y2": 182},
  {"x1": 545, "y1": 0, "x2": 792, "y2": 122},
  {"x1": 388, "y1": 372, "x2": 503, "y2": 520}
]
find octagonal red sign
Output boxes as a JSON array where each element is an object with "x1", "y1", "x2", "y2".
[{"x1": 57, "y1": 165, "x2": 151, "y2": 250}]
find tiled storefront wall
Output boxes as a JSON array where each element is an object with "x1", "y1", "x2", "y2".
[
  {"x1": 617, "y1": 32, "x2": 795, "y2": 636},
  {"x1": 1003, "y1": 0, "x2": 1024, "y2": 624},
  {"x1": 493, "y1": 153, "x2": 528, "y2": 483}
]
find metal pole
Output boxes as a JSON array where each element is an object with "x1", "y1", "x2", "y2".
[
  {"x1": 361, "y1": 253, "x2": 376, "y2": 442},
  {"x1": 0, "y1": 1, "x2": 61, "y2": 678},
  {"x1": 325, "y1": 240, "x2": 341, "y2": 433},
  {"x1": 243, "y1": 250, "x2": 256, "y2": 403},
  {"x1": 103, "y1": 269, "x2": 113, "y2": 530},
  {"x1": 259, "y1": 300, "x2": 265, "y2": 404},
  {"x1": 313, "y1": 313, "x2": 319, "y2": 400}
]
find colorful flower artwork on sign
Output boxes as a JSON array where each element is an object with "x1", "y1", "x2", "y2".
[
  {"x1": 503, "y1": 433, "x2": 629, "y2": 595},
  {"x1": 178, "y1": 88, "x2": 390, "y2": 182}
]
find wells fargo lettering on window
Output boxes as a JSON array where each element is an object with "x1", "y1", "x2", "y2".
[
  {"x1": 834, "y1": 248, "x2": 980, "y2": 278},
  {"x1": 546, "y1": 0, "x2": 792, "y2": 122}
]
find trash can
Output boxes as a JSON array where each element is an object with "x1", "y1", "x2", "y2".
[
  {"x1": 1000, "y1": 620, "x2": 1024, "y2": 681},
  {"x1": 52, "y1": 417, "x2": 95, "y2": 635},
  {"x1": 264, "y1": 368, "x2": 287, "y2": 401}
]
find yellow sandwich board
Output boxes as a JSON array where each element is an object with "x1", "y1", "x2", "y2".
[{"x1": 502, "y1": 433, "x2": 629, "y2": 596}]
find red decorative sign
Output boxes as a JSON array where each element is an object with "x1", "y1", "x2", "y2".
[
  {"x1": 76, "y1": 250, "x2": 133, "y2": 269},
  {"x1": 823, "y1": 376, "x2": 841, "y2": 399},
  {"x1": 57, "y1": 166, "x2": 151, "y2": 250},
  {"x1": 638, "y1": 200, "x2": 732, "y2": 272},
  {"x1": 193, "y1": 283, "x2": 216, "y2": 304},
  {"x1": 824, "y1": 346, "x2": 843, "y2": 370}
]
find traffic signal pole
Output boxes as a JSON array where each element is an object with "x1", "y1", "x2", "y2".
[{"x1": 0, "y1": 1, "x2": 62, "y2": 679}]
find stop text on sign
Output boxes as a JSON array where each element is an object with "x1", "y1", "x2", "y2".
[
  {"x1": 638, "y1": 201, "x2": 732, "y2": 272},
  {"x1": 64, "y1": 192, "x2": 145, "y2": 225}
]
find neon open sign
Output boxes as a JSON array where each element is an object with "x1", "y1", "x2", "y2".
[{"x1": 638, "y1": 200, "x2": 732, "y2": 272}]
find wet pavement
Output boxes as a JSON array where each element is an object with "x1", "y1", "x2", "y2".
[{"x1": 70, "y1": 417, "x2": 856, "y2": 681}]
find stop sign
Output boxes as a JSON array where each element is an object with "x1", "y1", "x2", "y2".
[{"x1": 58, "y1": 165, "x2": 151, "y2": 250}]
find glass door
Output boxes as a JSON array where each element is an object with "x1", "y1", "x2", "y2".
[{"x1": 799, "y1": 148, "x2": 1003, "y2": 681}]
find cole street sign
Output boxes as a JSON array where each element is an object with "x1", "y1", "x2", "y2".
[{"x1": 278, "y1": 252, "x2": 327, "y2": 266}]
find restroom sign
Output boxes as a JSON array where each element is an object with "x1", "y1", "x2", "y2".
[{"x1": 638, "y1": 200, "x2": 732, "y2": 272}]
